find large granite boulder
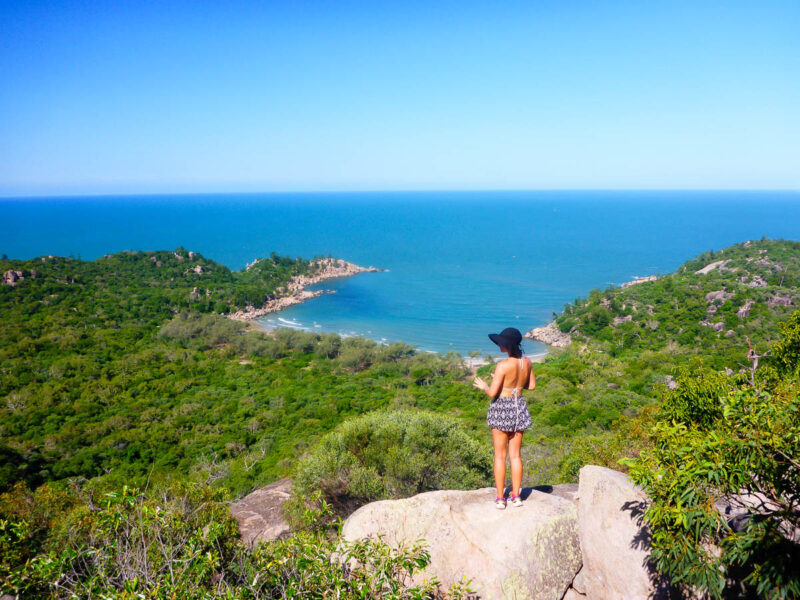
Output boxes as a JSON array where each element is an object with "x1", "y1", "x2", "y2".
[
  {"x1": 578, "y1": 466, "x2": 672, "y2": 600},
  {"x1": 230, "y1": 478, "x2": 293, "y2": 547},
  {"x1": 342, "y1": 486, "x2": 581, "y2": 600}
]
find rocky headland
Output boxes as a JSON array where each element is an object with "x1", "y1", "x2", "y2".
[
  {"x1": 524, "y1": 321, "x2": 572, "y2": 348},
  {"x1": 228, "y1": 258, "x2": 382, "y2": 322}
]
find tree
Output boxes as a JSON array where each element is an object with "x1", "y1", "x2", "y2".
[{"x1": 624, "y1": 316, "x2": 800, "y2": 599}]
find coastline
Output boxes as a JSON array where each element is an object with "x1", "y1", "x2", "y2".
[{"x1": 228, "y1": 258, "x2": 383, "y2": 322}]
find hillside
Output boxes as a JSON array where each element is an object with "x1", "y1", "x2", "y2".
[
  {"x1": 2, "y1": 240, "x2": 798, "y2": 599},
  {"x1": 2, "y1": 240, "x2": 799, "y2": 494},
  {"x1": 552, "y1": 238, "x2": 798, "y2": 361},
  {"x1": 2, "y1": 250, "x2": 469, "y2": 494},
  {"x1": 483, "y1": 239, "x2": 800, "y2": 483}
]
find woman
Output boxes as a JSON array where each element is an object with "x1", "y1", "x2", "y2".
[{"x1": 472, "y1": 327, "x2": 535, "y2": 509}]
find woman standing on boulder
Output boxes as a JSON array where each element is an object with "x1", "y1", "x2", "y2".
[{"x1": 472, "y1": 327, "x2": 535, "y2": 509}]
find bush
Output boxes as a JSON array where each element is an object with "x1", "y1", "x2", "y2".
[
  {"x1": 659, "y1": 367, "x2": 731, "y2": 429},
  {"x1": 293, "y1": 410, "x2": 492, "y2": 515},
  {"x1": 624, "y1": 357, "x2": 800, "y2": 598},
  {"x1": 158, "y1": 312, "x2": 246, "y2": 349},
  {"x1": 1, "y1": 482, "x2": 472, "y2": 599}
]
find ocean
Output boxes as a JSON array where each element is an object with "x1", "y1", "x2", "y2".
[{"x1": 2, "y1": 190, "x2": 799, "y2": 355}]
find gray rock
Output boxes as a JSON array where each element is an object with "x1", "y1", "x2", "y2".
[
  {"x1": 524, "y1": 322, "x2": 572, "y2": 348},
  {"x1": 737, "y1": 300, "x2": 754, "y2": 319},
  {"x1": 230, "y1": 478, "x2": 293, "y2": 547},
  {"x1": 768, "y1": 294, "x2": 794, "y2": 307},
  {"x1": 578, "y1": 466, "x2": 671, "y2": 600},
  {"x1": 2, "y1": 269, "x2": 24, "y2": 286},
  {"x1": 695, "y1": 260, "x2": 729, "y2": 275},
  {"x1": 705, "y1": 290, "x2": 734, "y2": 303},
  {"x1": 571, "y1": 565, "x2": 587, "y2": 594},
  {"x1": 342, "y1": 487, "x2": 581, "y2": 600}
]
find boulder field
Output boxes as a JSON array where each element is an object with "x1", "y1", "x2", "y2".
[{"x1": 232, "y1": 467, "x2": 676, "y2": 599}]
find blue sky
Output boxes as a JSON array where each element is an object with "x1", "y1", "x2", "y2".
[{"x1": 1, "y1": 0, "x2": 798, "y2": 195}]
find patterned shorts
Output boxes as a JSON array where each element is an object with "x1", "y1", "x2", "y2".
[{"x1": 486, "y1": 395, "x2": 532, "y2": 433}]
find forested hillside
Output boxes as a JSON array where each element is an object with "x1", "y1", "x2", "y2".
[
  {"x1": 482, "y1": 239, "x2": 799, "y2": 481},
  {"x1": 0, "y1": 250, "x2": 473, "y2": 494},
  {"x1": 1, "y1": 241, "x2": 798, "y2": 599},
  {"x1": 557, "y1": 238, "x2": 798, "y2": 360}
]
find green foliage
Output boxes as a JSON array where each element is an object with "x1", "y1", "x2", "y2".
[
  {"x1": 772, "y1": 310, "x2": 800, "y2": 376},
  {"x1": 556, "y1": 239, "x2": 800, "y2": 360},
  {"x1": 0, "y1": 481, "x2": 471, "y2": 599},
  {"x1": 0, "y1": 249, "x2": 475, "y2": 495},
  {"x1": 293, "y1": 410, "x2": 492, "y2": 515},
  {"x1": 659, "y1": 366, "x2": 731, "y2": 429},
  {"x1": 624, "y1": 369, "x2": 800, "y2": 598}
]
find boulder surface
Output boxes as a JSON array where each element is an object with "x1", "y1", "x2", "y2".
[
  {"x1": 230, "y1": 478, "x2": 292, "y2": 546},
  {"x1": 342, "y1": 486, "x2": 581, "y2": 600},
  {"x1": 577, "y1": 466, "x2": 671, "y2": 600}
]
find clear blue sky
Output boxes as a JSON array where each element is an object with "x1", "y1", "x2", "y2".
[{"x1": 1, "y1": 0, "x2": 798, "y2": 195}]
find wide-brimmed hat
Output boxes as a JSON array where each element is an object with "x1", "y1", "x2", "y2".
[{"x1": 488, "y1": 327, "x2": 523, "y2": 350}]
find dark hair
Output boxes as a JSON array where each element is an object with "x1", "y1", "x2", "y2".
[{"x1": 507, "y1": 341, "x2": 523, "y2": 358}]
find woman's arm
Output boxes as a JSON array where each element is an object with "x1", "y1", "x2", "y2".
[
  {"x1": 526, "y1": 369, "x2": 536, "y2": 390},
  {"x1": 473, "y1": 364, "x2": 505, "y2": 399},
  {"x1": 525, "y1": 357, "x2": 536, "y2": 390}
]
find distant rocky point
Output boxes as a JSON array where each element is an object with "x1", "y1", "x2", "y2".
[
  {"x1": 621, "y1": 275, "x2": 658, "y2": 287},
  {"x1": 525, "y1": 321, "x2": 572, "y2": 348},
  {"x1": 229, "y1": 258, "x2": 382, "y2": 321}
]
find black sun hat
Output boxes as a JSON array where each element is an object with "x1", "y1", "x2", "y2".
[{"x1": 488, "y1": 327, "x2": 523, "y2": 350}]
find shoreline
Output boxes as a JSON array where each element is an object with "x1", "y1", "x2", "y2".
[
  {"x1": 464, "y1": 350, "x2": 549, "y2": 369},
  {"x1": 228, "y1": 258, "x2": 383, "y2": 322}
]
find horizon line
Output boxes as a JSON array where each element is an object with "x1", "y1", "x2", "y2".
[{"x1": 2, "y1": 187, "x2": 800, "y2": 200}]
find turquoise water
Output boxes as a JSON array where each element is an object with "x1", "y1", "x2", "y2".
[{"x1": 2, "y1": 191, "x2": 800, "y2": 355}]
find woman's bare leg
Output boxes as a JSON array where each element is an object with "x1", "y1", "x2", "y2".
[
  {"x1": 508, "y1": 431, "x2": 523, "y2": 496},
  {"x1": 491, "y1": 429, "x2": 509, "y2": 498}
]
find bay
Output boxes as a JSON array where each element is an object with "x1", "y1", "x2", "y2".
[{"x1": 2, "y1": 190, "x2": 799, "y2": 355}]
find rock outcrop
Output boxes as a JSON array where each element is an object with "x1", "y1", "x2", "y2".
[
  {"x1": 737, "y1": 300, "x2": 754, "y2": 319},
  {"x1": 233, "y1": 469, "x2": 680, "y2": 599},
  {"x1": 230, "y1": 478, "x2": 293, "y2": 547},
  {"x1": 2, "y1": 269, "x2": 25, "y2": 286},
  {"x1": 705, "y1": 290, "x2": 734, "y2": 303},
  {"x1": 342, "y1": 486, "x2": 581, "y2": 600},
  {"x1": 621, "y1": 275, "x2": 658, "y2": 288},
  {"x1": 695, "y1": 259, "x2": 730, "y2": 275},
  {"x1": 768, "y1": 293, "x2": 794, "y2": 307},
  {"x1": 525, "y1": 322, "x2": 572, "y2": 348},
  {"x1": 577, "y1": 466, "x2": 672, "y2": 600},
  {"x1": 230, "y1": 258, "x2": 382, "y2": 321}
]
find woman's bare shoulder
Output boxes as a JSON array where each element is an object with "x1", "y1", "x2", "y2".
[{"x1": 494, "y1": 358, "x2": 514, "y2": 372}]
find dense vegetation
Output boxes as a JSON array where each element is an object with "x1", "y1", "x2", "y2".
[
  {"x1": 293, "y1": 410, "x2": 492, "y2": 516},
  {"x1": 0, "y1": 250, "x2": 477, "y2": 495},
  {"x1": 0, "y1": 481, "x2": 471, "y2": 599},
  {"x1": 2, "y1": 239, "x2": 799, "y2": 598},
  {"x1": 514, "y1": 239, "x2": 800, "y2": 482},
  {"x1": 556, "y1": 238, "x2": 799, "y2": 361},
  {"x1": 624, "y1": 311, "x2": 800, "y2": 599}
]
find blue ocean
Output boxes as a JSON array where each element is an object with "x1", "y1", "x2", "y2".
[{"x1": 3, "y1": 191, "x2": 799, "y2": 355}]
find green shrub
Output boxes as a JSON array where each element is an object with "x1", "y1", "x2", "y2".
[
  {"x1": 158, "y1": 311, "x2": 247, "y2": 349},
  {"x1": 659, "y1": 367, "x2": 731, "y2": 429},
  {"x1": 623, "y1": 329, "x2": 800, "y2": 600},
  {"x1": 1, "y1": 482, "x2": 471, "y2": 599},
  {"x1": 293, "y1": 410, "x2": 492, "y2": 515}
]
